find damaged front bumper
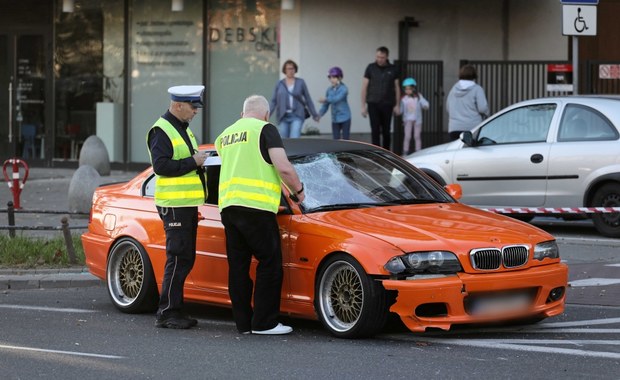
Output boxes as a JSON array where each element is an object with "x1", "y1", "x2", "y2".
[{"x1": 382, "y1": 263, "x2": 569, "y2": 332}]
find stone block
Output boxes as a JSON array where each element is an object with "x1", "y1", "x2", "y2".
[
  {"x1": 79, "y1": 135, "x2": 111, "y2": 176},
  {"x1": 68, "y1": 165, "x2": 101, "y2": 214}
]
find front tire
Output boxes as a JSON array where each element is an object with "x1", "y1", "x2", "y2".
[
  {"x1": 591, "y1": 183, "x2": 620, "y2": 238},
  {"x1": 314, "y1": 254, "x2": 389, "y2": 338},
  {"x1": 107, "y1": 238, "x2": 159, "y2": 313}
]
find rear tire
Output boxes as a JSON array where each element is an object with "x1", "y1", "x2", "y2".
[
  {"x1": 314, "y1": 254, "x2": 389, "y2": 338},
  {"x1": 591, "y1": 183, "x2": 620, "y2": 238},
  {"x1": 107, "y1": 238, "x2": 159, "y2": 313}
]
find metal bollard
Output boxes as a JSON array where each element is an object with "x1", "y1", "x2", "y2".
[
  {"x1": 7, "y1": 201, "x2": 15, "y2": 238},
  {"x1": 61, "y1": 216, "x2": 77, "y2": 264},
  {"x1": 2, "y1": 158, "x2": 29, "y2": 209}
]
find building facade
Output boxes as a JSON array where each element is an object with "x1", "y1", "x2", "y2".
[{"x1": 0, "y1": 0, "x2": 616, "y2": 167}]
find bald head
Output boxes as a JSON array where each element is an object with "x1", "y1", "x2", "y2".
[{"x1": 242, "y1": 95, "x2": 270, "y2": 120}]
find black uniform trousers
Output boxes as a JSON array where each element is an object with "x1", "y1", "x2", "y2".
[
  {"x1": 368, "y1": 102, "x2": 395, "y2": 150},
  {"x1": 220, "y1": 206, "x2": 283, "y2": 333},
  {"x1": 156, "y1": 205, "x2": 198, "y2": 318}
]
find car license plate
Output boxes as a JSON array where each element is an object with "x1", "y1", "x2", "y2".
[{"x1": 469, "y1": 293, "x2": 531, "y2": 316}]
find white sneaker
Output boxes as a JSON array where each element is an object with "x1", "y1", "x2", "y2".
[{"x1": 251, "y1": 323, "x2": 293, "y2": 335}]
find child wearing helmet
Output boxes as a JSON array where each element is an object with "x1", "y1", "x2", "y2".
[
  {"x1": 400, "y1": 77, "x2": 429, "y2": 155},
  {"x1": 318, "y1": 67, "x2": 352, "y2": 140}
]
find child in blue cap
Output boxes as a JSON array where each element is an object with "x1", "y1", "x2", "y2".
[{"x1": 400, "y1": 77, "x2": 429, "y2": 155}]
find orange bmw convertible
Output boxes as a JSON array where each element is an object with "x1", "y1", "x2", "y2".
[{"x1": 82, "y1": 139, "x2": 568, "y2": 338}]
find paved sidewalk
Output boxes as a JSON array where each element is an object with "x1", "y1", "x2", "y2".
[{"x1": 1, "y1": 166, "x2": 138, "y2": 289}]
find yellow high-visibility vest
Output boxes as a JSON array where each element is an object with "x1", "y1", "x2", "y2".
[
  {"x1": 147, "y1": 118, "x2": 205, "y2": 207},
  {"x1": 215, "y1": 118, "x2": 281, "y2": 213}
]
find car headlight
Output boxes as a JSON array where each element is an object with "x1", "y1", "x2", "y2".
[
  {"x1": 384, "y1": 251, "x2": 462, "y2": 275},
  {"x1": 533, "y1": 241, "x2": 560, "y2": 261}
]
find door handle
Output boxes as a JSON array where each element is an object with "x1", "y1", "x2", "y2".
[{"x1": 530, "y1": 153, "x2": 544, "y2": 164}]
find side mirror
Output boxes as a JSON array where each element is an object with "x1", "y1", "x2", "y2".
[
  {"x1": 460, "y1": 131, "x2": 474, "y2": 146},
  {"x1": 444, "y1": 183, "x2": 462, "y2": 200}
]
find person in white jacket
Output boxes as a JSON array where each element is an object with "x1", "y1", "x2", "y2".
[
  {"x1": 446, "y1": 64, "x2": 489, "y2": 140},
  {"x1": 399, "y1": 77, "x2": 429, "y2": 155}
]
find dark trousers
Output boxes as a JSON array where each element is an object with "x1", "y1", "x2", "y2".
[
  {"x1": 332, "y1": 119, "x2": 351, "y2": 140},
  {"x1": 220, "y1": 206, "x2": 283, "y2": 332},
  {"x1": 367, "y1": 102, "x2": 394, "y2": 150},
  {"x1": 156, "y1": 206, "x2": 198, "y2": 318}
]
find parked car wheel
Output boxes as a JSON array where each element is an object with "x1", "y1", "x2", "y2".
[
  {"x1": 106, "y1": 238, "x2": 159, "y2": 313},
  {"x1": 591, "y1": 183, "x2": 620, "y2": 238},
  {"x1": 315, "y1": 254, "x2": 389, "y2": 338}
]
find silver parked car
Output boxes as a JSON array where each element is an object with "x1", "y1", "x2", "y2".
[{"x1": 406, "y1": 95, "x2": 620, "y2": 237}]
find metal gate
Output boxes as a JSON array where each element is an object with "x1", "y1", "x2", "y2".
[
  {"x1": 462, "y1": 59, "x2": 620, "y2": 115},
  {"x1": 395, "y1": 60, "x2": 444, "y2": 154},
  {"x1": 585, "y1": 60, "x2": 620, "y2": 94},
  {"x1": 461, "y1": 60, "x2": 573, "y2": 116},
  {"x1": 393, "y1": 59, "x2": 620, "y2": 152}
]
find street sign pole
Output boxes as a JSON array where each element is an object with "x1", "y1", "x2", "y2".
[
  {"x1": 561, "y1": 1, "x2": 598, "y2": 94},
  {"x1": 573, "y1": 36, "x2": 579, "y2": 94}
]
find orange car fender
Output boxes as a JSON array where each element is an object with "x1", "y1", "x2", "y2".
[{"x1": 291, "y1": 225, "x2": 403, "y2": 276}]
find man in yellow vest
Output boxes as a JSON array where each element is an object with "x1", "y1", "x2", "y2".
[
  {"x1": 216, "y1": 94, "x2": 304, "y2": 335},
  {"x1": 147, "y1": 85, "x2": 207, "y2": 329}
]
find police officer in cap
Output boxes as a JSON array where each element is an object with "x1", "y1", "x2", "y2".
[{"x1": 147, "y1": 85, "x2": 207, "y2": 329}]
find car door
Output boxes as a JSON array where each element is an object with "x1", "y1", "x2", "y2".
[
  {"x1": 545, "y1": 103, "x2": 620, "y2": 207},
  {"x1": 452, "y1": 103, "x2": 557, "y2": 207},
  {"x1": 187, "y1": 155, "x2": 230, "y2": 302}
]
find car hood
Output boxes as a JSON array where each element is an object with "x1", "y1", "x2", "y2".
[
  {"x1": 304, "y1": 203, "x2": 551, "y2": 252},
  {"x1": 407, "y1": 140, "x2": 458, "y2": 157}
]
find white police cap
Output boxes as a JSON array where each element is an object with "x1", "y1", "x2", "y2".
[{"x1": 168, "y1": 85, "x2": 204, "y2": 108}]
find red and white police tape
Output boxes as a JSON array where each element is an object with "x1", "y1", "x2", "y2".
[{"x1": 481, "y1": 207, "x2": 620, "y2": 214}]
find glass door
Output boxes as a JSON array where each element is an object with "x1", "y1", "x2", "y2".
[{"x1": 0, "y1": 33, "x2": 47, "y2": 163}]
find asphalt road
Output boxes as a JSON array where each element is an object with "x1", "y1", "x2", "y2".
[
  {"x1": 0, "y1": 286, "x2": 619, "y2": 379},
  {"x1": 0, "y1": 216, "x2": 619, "y2": 378}
]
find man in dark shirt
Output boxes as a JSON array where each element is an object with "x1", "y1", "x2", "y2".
[
  {"x1": 361, "y1": 46, "x2": 401, "y2": 151},
  {"x1": 146, "y1": 85, "x2": 207, "y2": 329}
]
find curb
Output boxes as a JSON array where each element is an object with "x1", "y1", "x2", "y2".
[{"x1": 0, "y1": 268, "x2": 103, "y2": 291}]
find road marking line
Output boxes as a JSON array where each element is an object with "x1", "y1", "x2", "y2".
[
  {"x1": 537, "y1": 317, "x2": 620, "y2": 328},
  {"x1": 525, "y1": 328, "x2": 620, "y2": 333},
  {"x1": 421, "y1": 338, "x2": 620, "y2": 359},
  {"x1": 0, "y1": 344, "x2": 123, "y2": 359},
  {"x1": 569, "y1": 278, "x2": 620, "y2": 287},
  {"x1": 478, "y1": 339, "x2": 620, "y2": 345},
  {"x1": 0, "y1": 304, "x2": 95, "y2": 313},
  {"x1": 606, "y1": 263, "x2": 620, "y2": 267}
]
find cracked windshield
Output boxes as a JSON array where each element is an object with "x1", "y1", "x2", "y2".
[{"x1": 292, "y1": 151, "x2": 451, "y2": 212}]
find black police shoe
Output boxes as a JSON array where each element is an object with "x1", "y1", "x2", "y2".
[
  {"x1": 182, "y1": 314, "x2": 198, "y2": 327},
  {"x1": 155, "y1": 314, "x2": 197, "y2": 329}
]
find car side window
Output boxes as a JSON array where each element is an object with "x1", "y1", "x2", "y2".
[
  {"x1": 143, "y1": 174, "x2": 156, "y2": 197},
  {"x1": 477, "y1": 104, "x2": 556, "y2": 144},
  {"x1": 558, "y1": 104, "x2": 619, "y2": 142},
  {"x1": 142, "y1": 151, "x2": 222, "y2": 204}
]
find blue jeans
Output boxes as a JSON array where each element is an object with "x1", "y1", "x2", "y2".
[
  {"x1": 278, "y1": 112, "x2": 303, "y2": 138},
  {"x1": 332, "y1": 119, "x2": 351, "y2": 140}
]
